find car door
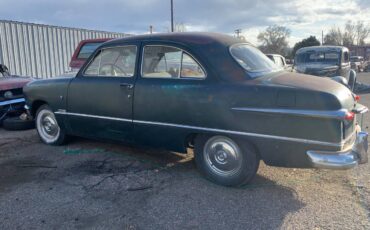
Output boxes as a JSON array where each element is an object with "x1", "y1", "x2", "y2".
[
  {"x1": 133, "y1": 43, "x2": 212, "y2": 151},
  {"x1": 66, "y1": 44, "x2": 139, "y2": 141}
]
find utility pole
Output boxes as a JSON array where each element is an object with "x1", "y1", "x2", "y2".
[
  {"x1": 322, "y1": 30, "x2": 324, "y2": 45},
  {"x1": 171, "y1": 0, "x2": 174, "y2": 32},
  {"x1": 149, "y1": 25, "x2": 153, "y2": 34},
  {"x1": 235, "y1": 29, "x2": 242, "y2": 38}
]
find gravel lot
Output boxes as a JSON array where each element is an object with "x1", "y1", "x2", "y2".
[{"x1": 1, "y1": 73, "x2": 370, "y2": 229}]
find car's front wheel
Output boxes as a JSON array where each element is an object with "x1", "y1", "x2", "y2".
[
  {"x1": 36, "y1": 105, "x2": 66, "y2": 145},
  {"x1": 195, "y1": 135, "x2": 259, "y2": 186}
]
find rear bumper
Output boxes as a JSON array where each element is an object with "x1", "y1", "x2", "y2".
[{"x1": 307, "y1": 126, "x2": 368, "y2": 169}]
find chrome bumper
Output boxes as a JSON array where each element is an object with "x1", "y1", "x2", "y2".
[
  {"x1": 0, "y1": 98, "x2": 25, "y2": 106},
  {"x1": 307, "y1": 127, "x2": 368, "y2": 169}
]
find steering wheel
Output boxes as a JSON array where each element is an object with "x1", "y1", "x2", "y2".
[{"x1": 100, "y1": 64, "x2": 128, "y2": 76}]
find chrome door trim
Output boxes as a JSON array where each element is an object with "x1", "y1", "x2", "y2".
[
  {"x1": 55, "y1": 110, "x2": 345, "y2": 148},
  {"x1": 55, "y1": 111, "x2": 132, "y2": 122},
  {"x1": 232, "y1": 107, "x2": 349, "y2": 120}
]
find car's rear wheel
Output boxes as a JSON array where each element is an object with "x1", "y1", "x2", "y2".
[
  {"x1": 36, "y1": 105, "x2": 66, "y2": 145},
  {"x1": 195, "y1": 135, "x2": 259, "y2": 186}
]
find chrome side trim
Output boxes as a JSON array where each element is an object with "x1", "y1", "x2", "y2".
[
  {"x1": 54, "y1": 111, "x2": 132, "y2": 123},
  {"x1": 56, "y1": 111, "x2": 344, "y2": 148},
  {"x1": 232, "y1": 107, "x2": 348, "y2": 120},
  {"x1": 0, "y1": 98, "x2": 25, "y2": 106}
]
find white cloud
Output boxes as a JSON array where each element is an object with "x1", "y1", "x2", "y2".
[{"x1": 0, "y1": 0, "x2": 370, "y2": 46}]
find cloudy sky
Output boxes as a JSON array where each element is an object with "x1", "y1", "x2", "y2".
[{"x1": 1, "y1": 0, "x2": 369, "y2": 46}]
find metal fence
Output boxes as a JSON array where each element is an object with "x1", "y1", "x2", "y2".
[{"x1": 0, "y1": 20, "x2": 131, "y2": 78}]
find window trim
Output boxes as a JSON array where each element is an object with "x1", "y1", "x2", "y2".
[
  {"x1": 82, "y1": 45, "x2": 138, "y2": 78},
  {"x1": 140, "y1": 45, "x2": 207, "y2": 80}
]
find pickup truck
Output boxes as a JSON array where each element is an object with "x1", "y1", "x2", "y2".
[{"x1": 69, "y1": 38, "x2": 112, "y2": 72}]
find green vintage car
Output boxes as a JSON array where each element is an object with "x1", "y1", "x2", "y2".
[{"x1": 23, "y1": 33, "x2": 368, "y2": 186}]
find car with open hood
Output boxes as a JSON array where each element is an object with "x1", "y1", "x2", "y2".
[
  {"x1": 294, "y1": 46, "x2": 357, "y2": 90},
  {"x1": 23, "y1": 33, "x2": 368, "y2": 186},
  {"x1": 0, "y1": 64, "x2": 34, "y2": 129}
]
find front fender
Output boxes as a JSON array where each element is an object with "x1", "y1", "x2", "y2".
[{"x1": 331, "y1": 76, "x2": 348, "y2": 86}]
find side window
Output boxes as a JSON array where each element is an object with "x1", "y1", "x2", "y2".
[
  {"x1": 273, "y1": 56, "x2": 283, "y2": 67},
  {"x1": 142, "y1": 45, "x2": 205, "y2": 79},
  {"x1": 84, "y1": 46, "x2": 137, "y2": 77},
  {"x1": 343, "y1": 51, "x2": 349, "y2": 63},
  {"x1": 181, "y1": 53, "x2": 205, "y2": 78},
  {"x1": 84, "y1": 51, "x2": 101, "y2": 75},
  {"x1": 280, "y1": 57, "x2": 286, "y2": 66}
]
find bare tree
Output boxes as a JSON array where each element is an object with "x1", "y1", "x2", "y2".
[
  {"x1": 257, "y1": 25, "x2": 291, "y2": 55},
  {"x1": 355, "y1": 21, "x2": 370, "y2": 45},
  {"x1": 166, "y1": 22, "x2": 187, "y2": 33},
  {"x1": 324, "y1": 21, "x2": 370, "y2": 46},
  {"x1": 343, "y1": 21, "x2": 356, "y2": 46},
  {"x1": 324, "y1": 27, "x2": 343, "y2": 46}
]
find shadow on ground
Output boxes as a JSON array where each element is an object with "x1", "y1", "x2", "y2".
[{"x1": 0, "y1": 134, "x2": 304, "y2": 229}]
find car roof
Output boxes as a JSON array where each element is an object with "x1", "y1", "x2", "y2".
[
  {"x1": 296, "y1": 45, "x2": 348, "y2": 54},
  {"x1": 102, "y1": 32, "x2": 244, "y2": 48},
  {"x1": 79, "y1": 38, "x2": 112, "y2": 44},
  {"x1": 266, "y1": 54, "x2": 283, "y2": 57}
]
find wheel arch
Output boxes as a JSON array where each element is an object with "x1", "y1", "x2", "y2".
[
  {"x1": 186, "y1": 132, "x2": 261, "y2": 159},
  {"x1": 30, "y1": 100, "x2": 48, "y2": 116}
]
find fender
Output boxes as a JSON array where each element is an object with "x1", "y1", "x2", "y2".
[{"x1": 331, "y1": 76, "x2": 348, "y2": 87}]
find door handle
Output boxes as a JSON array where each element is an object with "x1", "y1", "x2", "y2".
[{"x1": 120, "y1": 83, "x2": 134, "y2": 89}]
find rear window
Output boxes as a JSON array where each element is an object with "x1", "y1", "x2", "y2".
[
  {"x1": 77, "y1": 42, "x2": 104, "y2": 59},
  {"x1": 230, "y1": 44, "x2": 280, "y2": 77}
]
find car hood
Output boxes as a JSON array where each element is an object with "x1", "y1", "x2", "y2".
[{"x1": 0, "y1": 76, "x2": 32, "y2": 91}]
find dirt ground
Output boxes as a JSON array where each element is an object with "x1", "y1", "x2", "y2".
[{"x1": 1, "y1": 73, "x2": 370, "y2": 230}]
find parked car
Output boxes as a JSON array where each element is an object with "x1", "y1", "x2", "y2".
[
  {"x1": 350, "y1": 56, "x2": 366, "y2": 72},
  {"x1": 69, "y1": 38, "x2": 112, "y2": 72},
  {"x1": 24, "y1": 33, "x2": 368, "y2": 186},
  {"x1": 294, "y1": 46, "x2": 357, "y2": 90},
  {"x1": 266, "y1": 54, "x2": 292, "y2": 71},
  {"x1": 0, "y1": 64, "x2": 34, "y2": 130}
]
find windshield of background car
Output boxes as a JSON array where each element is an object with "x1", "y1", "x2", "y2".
[
  {"x1": 350, "y1": 57, "x2": 362, "y2": 62},
  {"x1": 295, "y1": 51, "x2": 340, "y2": 65},
  {"x1": 230, "y1": 44, "x2": 281, "y2": 78},
  {"x1": 77, "y1": 42, "x2": 104, "y2": 59}
]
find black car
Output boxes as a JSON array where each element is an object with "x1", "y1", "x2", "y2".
[
  {"x1": 294, "y1": 46, "x2": 356, "y2": 90},
  {"x1": 23, "y1": 33, "x2": 368, "y2": 186}
]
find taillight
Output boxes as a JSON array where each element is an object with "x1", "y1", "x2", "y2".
[
  {"x1": 355, "y1": 95, "x2": 361, "y2": 102},
  {"x1": 344, "y1": 111, "x2": 355, "y2": 121}
]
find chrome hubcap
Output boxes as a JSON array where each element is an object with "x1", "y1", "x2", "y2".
[
  {"x1": 204, "y1": 136, "x2": 242, "y2": 176},
  {"x1": 37, "y1": 109, "x2": 60, "y2": 143}
]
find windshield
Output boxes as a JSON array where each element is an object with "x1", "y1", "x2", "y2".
[
  {"x1": 295, "y1": 51, "x2": 340, "y2": 65},
  {"x1": 230, "y1": 44, "x2": 281, "y2": 77},
  {"x1": 350, "y1": 57, "x2": 362, "y2": 62}
]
